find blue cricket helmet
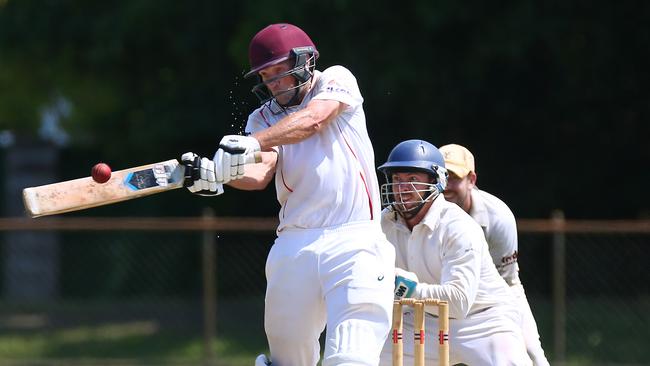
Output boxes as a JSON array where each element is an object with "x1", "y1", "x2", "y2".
[
  {"x1": 377, "y1": 140, "x2": 448, "y2": 217},
  {"x1": 378, "y1": 139, "x2": 447, "y2": 178}
]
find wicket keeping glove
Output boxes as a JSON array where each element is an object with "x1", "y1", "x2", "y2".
[
  {"x1": 181, "y1": 152, "x2": 224, "y2": 196},
  {"x1": 216, "y1": 135, "x2": 261, "y2": 182},
  {"x1": 394, "y1": 268, "x2": 419, "y2": 300}
]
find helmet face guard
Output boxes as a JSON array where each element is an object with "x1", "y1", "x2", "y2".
[
  {"x1": 377, "y1": 140, "x2": 448, "y2": 219},
  {"x1": 250, "y1": 47, "x2": 317, "y2": 108},
  {"x1": 380, "y1": 180, "x2": 441, "y2": 219}
]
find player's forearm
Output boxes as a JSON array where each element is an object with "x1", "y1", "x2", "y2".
[
  {"x1": 252, "y1": 109, "x2": 317, "y2": 148},
  {"x1": 227, "y1": 151, "x2": 277, "y2": 191},
  {"x1": 252, "y1": 99, "x2": 342, "y2": 149}
]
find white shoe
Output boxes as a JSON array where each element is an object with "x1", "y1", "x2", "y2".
[{"x1": 255, "y1": 354, "x2": 271, "y2": 366}]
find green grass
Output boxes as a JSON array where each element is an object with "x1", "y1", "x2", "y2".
[
  {"x1": 530, "y1": 296, "x2": 650, "y2": 365},
  {"x1": 1, "y1": 296, "x2": 649, "y2": 365},
  {"x1": 0, "y1": 297, "x2": 269, "y2": 366},
  {"x1": 0, "y1": 328, "x2": 264, "y2": 365}
]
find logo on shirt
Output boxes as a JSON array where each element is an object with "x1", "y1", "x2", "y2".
[
  {"x1": 325, "y1": 80, "x2": 351, "y2": 95},
  {"x1": 501, "y1": 251, "x2": 518, "y2": 266}
]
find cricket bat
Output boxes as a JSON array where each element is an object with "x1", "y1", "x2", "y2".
[{"x1": 22, "y1": 153, "x2": 261, "y2": 218}]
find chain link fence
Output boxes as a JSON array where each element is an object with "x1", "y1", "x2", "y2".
[
  {"x1": 517, "y1": 217, "x2": 650, "y2": 366},
  {"x1": 0, "y1": 216, "x2": 648, "y2": 366}
]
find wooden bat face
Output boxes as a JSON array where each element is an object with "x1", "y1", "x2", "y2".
[{"x1": 22, "y1": 159, "x2": 185, "y2": 218}]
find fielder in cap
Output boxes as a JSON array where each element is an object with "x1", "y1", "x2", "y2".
[
  {"x1": 440, "y1": 143, "x2": 549, "y2": 365},
  {"x1": 183, "y1": 23, "x2": 395, "y2": 366},
  {"x1": 377, "y1": 139, "x2": 531, "y2": 365}
]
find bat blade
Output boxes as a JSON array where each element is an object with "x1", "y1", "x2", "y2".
[{"x1": 22, "y1": 159, "x2": 185, "y2": 218}]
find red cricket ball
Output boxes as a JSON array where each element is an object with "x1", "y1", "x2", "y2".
[{"x1": 91, "y1": 162, "x2": 112, "y2": 183}]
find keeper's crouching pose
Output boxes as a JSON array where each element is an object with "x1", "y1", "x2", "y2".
[{"x1": 377, "y1": 140, "x2": 531, "y2": 366}]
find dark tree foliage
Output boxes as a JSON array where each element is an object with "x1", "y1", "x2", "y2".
[{"x1": 1, "y1": 0, "x2": 648, "y2": 219}]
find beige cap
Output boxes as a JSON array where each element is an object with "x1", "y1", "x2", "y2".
[{"x1": 440, "y1": 144, "x2": 475, "y2": 178}]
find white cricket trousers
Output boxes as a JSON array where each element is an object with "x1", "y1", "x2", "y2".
[
  {"x1": 379, "y1": 305, "x2": 532, "y2": 366},
  {"x1": 264, "y1": 221, "x2": 396, "y2": 366},
  {"x1": 511, "y1": 284, "x2": 550, "y2": 366}
]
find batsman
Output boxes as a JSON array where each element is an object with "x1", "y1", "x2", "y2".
[{"x1": 182, "y1": 23, "x2": 395, "y2": 366}]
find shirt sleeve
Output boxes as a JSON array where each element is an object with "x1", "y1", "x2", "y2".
[
  {"x1": 487, "y1": 210, "x2": 520, "y2": 285},
  {"x1": 244, "y1": 108, "x2": 270, "y2": 135},
  {"x1": 311, "y1": 66, "x2": 363, "y2": 108},
  {"x1": 415, "y1": 220, "x2": 485, "y2": 319},
  {"x1": 244, "y1": 108, "x2": 280, "y2": 153}
]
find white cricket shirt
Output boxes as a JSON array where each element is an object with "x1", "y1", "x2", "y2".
[
  {"x1": 469, "y1": 188, "x2": 521, "y2": 286},
  {"x1": 245, "y1": 66, "x2": 380, "y2": 231},
  {"x1": 381, "y1": 196, "x2": 516, "y2": 319}
]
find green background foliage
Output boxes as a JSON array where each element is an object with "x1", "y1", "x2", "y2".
[{"x1": 1, "y1": 0, "x2": 648, "y2": 219}]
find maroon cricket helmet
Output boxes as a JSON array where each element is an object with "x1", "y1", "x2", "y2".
[{"x1": 245, "y1": 23, "x2": 319, "y2": 78}]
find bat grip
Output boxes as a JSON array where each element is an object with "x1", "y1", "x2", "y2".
[{"x1": 183, "y1": 156, "x2": 202, "y2": 188}]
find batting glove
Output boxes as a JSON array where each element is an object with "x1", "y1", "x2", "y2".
[
  {"x1": 219, "y1": 134, "x2": 261, "y2": 155},
  {"x1": 394, "y1": 267, "x2": 419, "y2": 300},
  {"x1": 180, "y1": 152, "x2": 224, "y2": 196},
  {"x1": 215, "y1": 135, "x2": 261, "y2": 182}
]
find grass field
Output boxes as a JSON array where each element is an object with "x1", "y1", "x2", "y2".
[
  {"x1": 531, "y1": 296, "x2": 650, "y2": 365},
  {"x1": 0, "y1": 333, "x2": 264, "y2": 366},
  {"x1": 1, "y1": 297, "x2": 649, "y2": 365},
  {"x1": 0, "y1": 297, "x2": 268, "y2": 366}
]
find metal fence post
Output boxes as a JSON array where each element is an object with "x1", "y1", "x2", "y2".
[
  {"x1": 551, "y1": 209, "x2": 566, "y2": 363},
  {"x1": 202, "y1": 207, "x2": 217, "y2": 366}
]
